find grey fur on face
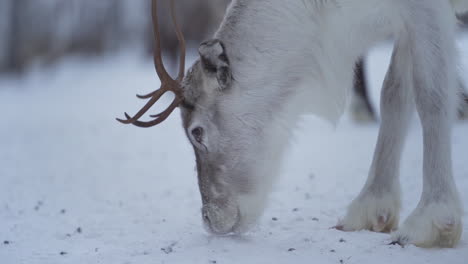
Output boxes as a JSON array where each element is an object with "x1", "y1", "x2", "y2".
[{"x1": 181, "y1": 38, "x2": 273, "y2": 234}]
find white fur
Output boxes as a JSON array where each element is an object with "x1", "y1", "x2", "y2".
[
  {"x1": 451, "y1": 0, "x2": 468, "y2": 13},
  {"x1": 188, "y1": 0, "x2": 466, "y2": 247}
]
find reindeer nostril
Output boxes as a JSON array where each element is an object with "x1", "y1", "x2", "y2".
[{"x1": 202, "y1": 209, "x2": 212, "y2": 226}]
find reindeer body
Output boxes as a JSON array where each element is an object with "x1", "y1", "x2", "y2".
[
  {"x1": 186, "y1": 0, "x2": 464, "y2": 247},
  {"x1": 120, "y1": 0, "x2": 467, "y2": 248}
]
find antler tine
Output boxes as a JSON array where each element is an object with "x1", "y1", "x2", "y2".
[
  {"x1": 116, "y1": 88, "x2": 166, "y2": 124},
  {"x1": 170, "y1": 0, "x2": 186, "y2": 81},
  {"x1": 136, "y1": 90, "x2": 158, "y2": 99},
  {"x1": 127, "y1": 98, "x2": 182, "y2": 128},
  {"x1": 152, "y1": 0, "x2": 171, "y2": 82}
]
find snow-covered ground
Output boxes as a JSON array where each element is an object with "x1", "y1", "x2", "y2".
[{"x1": 1, "y1": 35, "x2": 467, "y2": 264}]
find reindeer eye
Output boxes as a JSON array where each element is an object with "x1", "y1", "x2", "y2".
[{"x1": 191, "y1": 127, "x2": 204, "y2": 143}]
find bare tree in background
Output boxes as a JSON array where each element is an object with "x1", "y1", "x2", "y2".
[
  {"x1": 66, "y1": 0, "x2": 122, "y2": 55},
  {"x1": 6, "y1": 0, "x2": 24, "y2": 73},
  {"x1": 1, "y1": 0, "x2": 125, "y2": 74}
]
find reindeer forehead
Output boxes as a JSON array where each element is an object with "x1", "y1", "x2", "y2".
[
  {"x1": 182, "y1": 60, "x2": 205, "y2": 105},
  {"x1": 180, "y1": 61, "x2": 214, "y2": 125}
]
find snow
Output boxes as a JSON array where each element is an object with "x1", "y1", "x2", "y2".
[{"x1": 0, "y1": 36, "x2": 468, "y2": 264}]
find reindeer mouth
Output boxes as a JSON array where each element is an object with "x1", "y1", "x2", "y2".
[{"x1": 202, "y1": 204, "x2": 242, "y2": 235}]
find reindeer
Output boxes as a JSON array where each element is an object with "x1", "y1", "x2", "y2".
[{"x1": 118, "y1": 0, "x2": 468, "y2": 248}]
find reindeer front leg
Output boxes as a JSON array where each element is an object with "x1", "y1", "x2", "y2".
[
  {"x1": 390, "y1": 1, "x2": 462, "y2": 248},
  {"x1": 337, "y1": 39, "x2": 414, "y2": 233}
]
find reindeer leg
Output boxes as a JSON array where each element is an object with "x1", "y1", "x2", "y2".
[
  {"x1": 337, "y1": 38, "x2": 414, "y2": 233},
  {"x1": 457, "y1": 78, "x2": 468, "y2": 119},
  {"x1": 350, "y1": 58, "x2": 378, "y2": 122},
  {"x1": 390, "y1": 1, "x2": 462, "y2": 247}
]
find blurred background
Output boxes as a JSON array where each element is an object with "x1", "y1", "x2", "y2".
[
  {"x1": 0, "y1": 0, "x2": 467, "y2": 75},
  {"x1": 0, "y1": 0, "x2": 230, "y2": 74}
]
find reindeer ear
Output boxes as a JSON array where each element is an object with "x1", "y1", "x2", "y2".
[{"x1": 198, "y1": 39, "x2": 232, "y2": 90}]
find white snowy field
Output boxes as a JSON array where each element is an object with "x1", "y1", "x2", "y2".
[{"x1": 0, "y1": 36, "x2": 468, "y2": 264}]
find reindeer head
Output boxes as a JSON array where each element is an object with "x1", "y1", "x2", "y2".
[{"x1": 118, "y1": 0, "x2": 279, "y2": 235}]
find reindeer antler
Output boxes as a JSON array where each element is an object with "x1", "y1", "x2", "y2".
[{"x1": 116, "y1": 0, "x2": 186, "y2": 128}]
